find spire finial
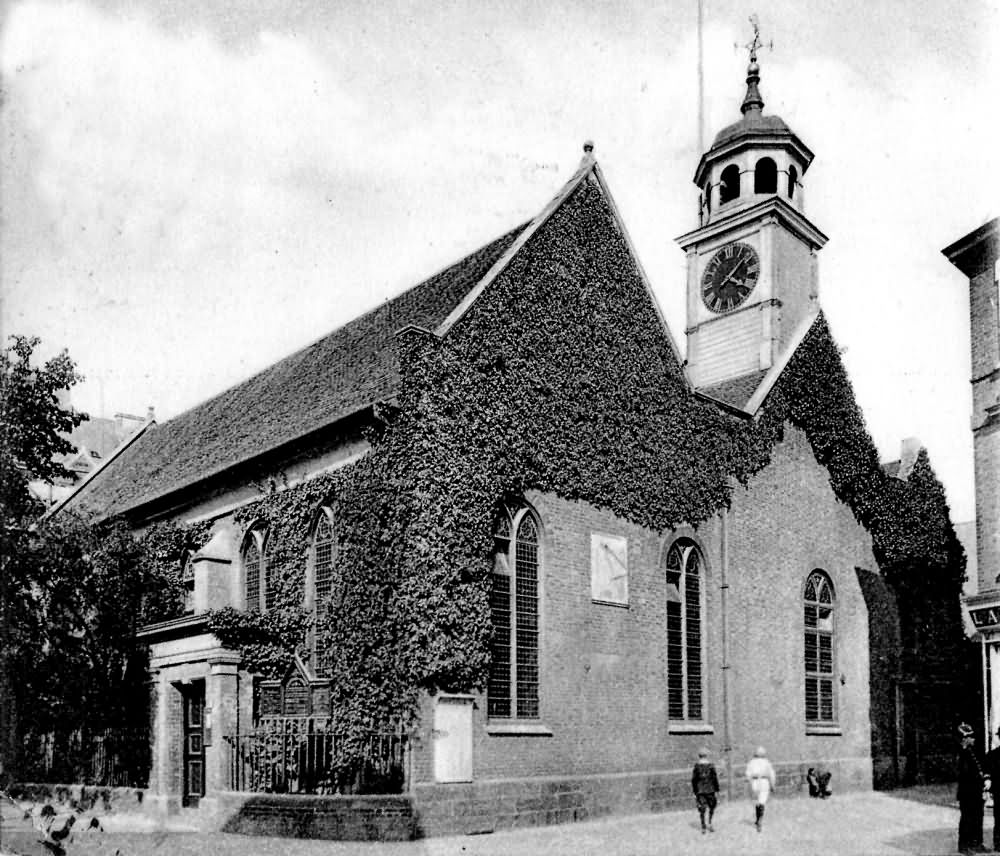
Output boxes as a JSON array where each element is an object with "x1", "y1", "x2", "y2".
[
  {"x1": 739, "y1": 14, "x2": 772, "y2": 116},
  {"x1": 579, "y1": 139, "x2": 596, "y2": 168}
]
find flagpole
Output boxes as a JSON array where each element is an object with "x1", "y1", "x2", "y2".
[{"x1": 697, "y1": 0, "x2": 705, "y2": 155}]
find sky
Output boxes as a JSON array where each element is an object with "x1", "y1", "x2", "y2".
[{"x1": 1, "y1": 0, "x2": 998, "y2": 524}]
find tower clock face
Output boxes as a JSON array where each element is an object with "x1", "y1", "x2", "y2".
[{"x1": 701, "y1": 242, "x2": 760, "y2": 313}]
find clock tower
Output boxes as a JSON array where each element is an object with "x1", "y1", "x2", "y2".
[{"x1": 676, "y1": 28, "x2": 828, "y2": 393}]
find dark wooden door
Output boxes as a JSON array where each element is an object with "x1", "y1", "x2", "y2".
[{"x1": 182, "y1": 683, "x2": 205, "y2": 807}]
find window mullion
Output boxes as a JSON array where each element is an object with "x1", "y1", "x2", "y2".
[{"x1": 680, "y1": 552, "x2": 689, "y2": 719}]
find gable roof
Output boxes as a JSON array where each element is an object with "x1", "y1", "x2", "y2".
[
  {"x1": 62, "y1": 224, "x2": 526, "y2": 519},
  {"x1": 60, "y1": 150, "x2": 689, "y2": 521},
  {"x1": 438, "y1": 152, "x2": 686, "y2": 370}
]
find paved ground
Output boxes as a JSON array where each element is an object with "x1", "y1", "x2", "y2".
[{"x1": 2, "y1": 789, "x2": 992, "y2": 856}]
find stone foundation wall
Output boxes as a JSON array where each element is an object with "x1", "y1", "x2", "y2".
[
  {"x1": 215, "y1": 791, "x2": 415, "y2": 841},
  {"x1": 186, "y1": 757, "x2": 869, "y2": 840},
  {"x1": 410, "y1": 758, "x2": 870, "y2": 837}
]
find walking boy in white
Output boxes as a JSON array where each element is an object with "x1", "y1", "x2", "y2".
[{"x1": 745, "y1": 746, "x2": 776, "y2": 832}]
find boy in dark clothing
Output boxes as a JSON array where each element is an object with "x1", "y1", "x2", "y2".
[
  {"x1": 692, "y1": 748, "x2": 721, "y2": 834},
  {"x1": 807, "y1": 767, "x2": 833, "y2": 798}
]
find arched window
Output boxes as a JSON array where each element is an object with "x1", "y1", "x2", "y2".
[
  {"x1": 181, "y1": 551, "x2": 195, "y2": 615},
  {"x1": 804, "y1": 570, "x2": 836, "y2": 722},
  {"x1": 788, "y1": 165, "x2": 798, "y2": 199},
  {"x1": 242, "y1": 528, "x2": 266, "y2": 612},
  {"x1": 719, "y1": 164, "x2": 740, "y2": 203},
  {"x1": 754, "y1": 157, "x2": 777, "y2": 193},
  {"x1": 488, "y1": 506, "x2": 540, "y2": 719},
  {"x1": 665, "y1": 539, "x2": 704, "y2": 721},
  {"x1": 312, "y1": 511, "x2": 337, "y2": 677}
]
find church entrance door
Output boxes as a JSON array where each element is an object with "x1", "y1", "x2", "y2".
[{"x1": 182, "y1": 681, "x2": 206, "y2": 807}]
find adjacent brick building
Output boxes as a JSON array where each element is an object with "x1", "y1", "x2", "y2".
[{"x1": 944, "y1": 217, "x2": 1000, "y2": 748}]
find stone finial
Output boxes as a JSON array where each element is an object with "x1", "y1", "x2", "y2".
[
  {"x1": 583, "y1": 140, "x2": 594, "y2": 153},
  {"x1": 579, "y1": 140, "x2": 596, "y2": 169}
]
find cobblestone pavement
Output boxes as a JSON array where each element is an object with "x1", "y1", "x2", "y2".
[{"x1": 4, "y1": 791, "x2": 991, "y2": 856}]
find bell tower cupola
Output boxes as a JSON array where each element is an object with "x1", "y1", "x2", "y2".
[{"x1": 677, "y1": 19, "x2": 828, "y2": 394}]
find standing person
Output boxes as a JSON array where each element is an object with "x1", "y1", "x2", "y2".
[
  {"x1": 691, "y1": 748, "x2": 720, "y2": 834},
  {"x1": 745, "y1": 746, "x2": 776, "y2": 832},
  {"x1": 957, "y1": 722, "x2": 987, "y2": 854},
  {"x1": 986, "y1": 726, "x2": 1000, "y2": 852}
]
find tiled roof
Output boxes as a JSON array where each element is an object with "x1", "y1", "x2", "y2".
[
  {"x1": 697, "y1": 369, "x2": 769, "y2": 410},
  {"x1": 68, "y1": 224, "x2": 527, "y2": 518}
]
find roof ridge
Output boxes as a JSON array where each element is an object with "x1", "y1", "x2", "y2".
[
  {"x1": 744, "y1": 309, "x2": 822, "y2": 416},
  {"x1": 436, "y1": 154, "x2": 599, "y2": 336}
]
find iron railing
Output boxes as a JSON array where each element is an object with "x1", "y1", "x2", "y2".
[
  {"x1": 19, "y1": 729, "x2": 151, "y2": 787},
  {"x1": 226, "y1": 723, "x2": 407, "y2": 795}
]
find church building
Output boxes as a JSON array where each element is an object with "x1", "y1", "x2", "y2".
[{"x1": 55, "y1": 40, "x2": 966, "y2": 839}]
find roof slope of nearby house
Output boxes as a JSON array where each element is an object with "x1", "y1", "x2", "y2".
[{"x1": 65, "y1": 224, "x2": 526, "y2": 519}]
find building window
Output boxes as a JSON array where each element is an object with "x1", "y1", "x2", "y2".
[
  {"x1": 719, "y1": 164, "x2": 741, "y2": 203},
  {"x1": 488, "y1": 507, "x2": 540, "y2": 719},
  {"x1": 804, "y1": 570, "x2": 836, "y2": 722},
  {"x1": 788, "y1": 165, "x2": 798, "y2": 199},
  {"x1": 665, "y1": 539, "x2": 704, "y2": 721},
  {"x1": 242, "y1": 528, "x2": 266, "y2": 612},
  {"x1": 312, "y1": 510, "x2": 337, "y2": 677},
  {"x1": 181, "y1": 552, "x2": 195, "y2": 615},
  {"x1": 754, "y1": 157, "x2": 777, "y2": 193}
]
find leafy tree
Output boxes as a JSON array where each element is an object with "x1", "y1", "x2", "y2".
[
  {"x1": 1, "y1": 336, "x2": 186, "y2": 781},
  {"x1": 1, "y1": 335, "x2": 85, "y2": 780}
]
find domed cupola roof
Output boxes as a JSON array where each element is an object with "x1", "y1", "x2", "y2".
[{"x1": 693, "y1": 46, "x2": 813, "y2": 187}]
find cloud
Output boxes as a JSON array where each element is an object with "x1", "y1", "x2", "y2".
[{"x1": 2, "y1": 1, "x2": 362, "y2": 268}]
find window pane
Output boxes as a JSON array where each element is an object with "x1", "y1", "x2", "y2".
[
  {"x1": 818, "y1": 635, "x2": 833, "y2": 673},
  {"x1": 313, "y1": 515, "x2": 335, "y2": 677},
  {"x1": 666, "y1": 599, "x2": 684, "y2": 719},
  {"x1": 820, "y1": 680, "x2": 834, "y2": 721},
  {"x1": 515, "y1": 534, "x2": 539, "y2": 719},
  {"x1": 805, "y1": 677, "x2": 818, "y2": 721},
  {"x1": 488, "y1": 573, "x2": 511, "y2": 718},
  {"x1": 685, "y1": 560, "x2": 702, "y2": 720},
  {"x1": 805, "y1": 632, "x2": 818, "y2": 673},
  {"x1": 244, "y1": 540, "x2": 261, "y2": 612},
  {"x1": 817, "y1": 607, "x2": 833, "y2": 632}
]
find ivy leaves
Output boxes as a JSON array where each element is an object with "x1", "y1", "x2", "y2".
[{"x1": 199, "y1": 177, "x2": 963, "y2": 742}]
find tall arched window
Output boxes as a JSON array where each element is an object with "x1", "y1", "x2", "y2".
[
  {"x1": 665, "y1": 539, "x2": 704, "y2": 721},
  {"x1": 804, "y1": 570, "x2": 836, "y2": 722},
  {"x1": 488, "y1": 507, "x2": 540, "y2": 719},
  {"x1": 754, "y1": 157, "x2": 777, "y2": 193},
  {"x1": 181, "y1": 551, "x2": 195, "y2": 615},
  {"x1": 719, "y1": 164, "x2": 741, "y2": 203},
  {"x1": 242, "y1": 528, "x2": 266, "y2": 612},
  {"x1": 788, "y1": 165, "x2": 798, "y2": 199},
  {"x1": 312, "y1": 511, "x2": 337, "y2": 677}
]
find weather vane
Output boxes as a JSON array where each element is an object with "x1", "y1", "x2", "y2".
[{"x1": 737, "y1": 14, "x2": 773, "y2": 62}]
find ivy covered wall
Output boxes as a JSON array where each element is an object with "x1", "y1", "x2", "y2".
[{"x1": 197, "y1": 174, "x2": 965, "y2": 757}]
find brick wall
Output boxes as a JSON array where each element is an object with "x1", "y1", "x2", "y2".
[
  {"x1": 216, "y1": 792, "x2": 414, "y2": 841},
  {"x1": 411, "y1": 425, "x2": 875, "y2": 801},
  {"x1": 410, "y1": 757, "x2": 868, "y2": 838}
]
